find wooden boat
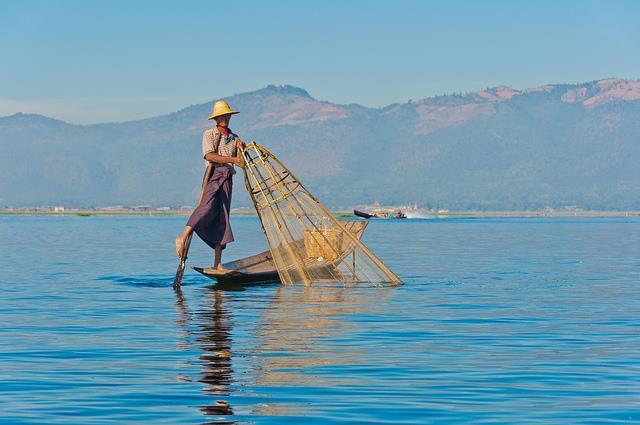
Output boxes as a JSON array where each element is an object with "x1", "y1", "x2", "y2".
[
  {"x1": 194, "y1": 221, "x2": 369, "y2": 284},
  {"x1": 354, "y1": 209, "x2": 407, "y2": 219},
  {"x1": 194, "y1": 250, "x2": 280, "y2": 284}
]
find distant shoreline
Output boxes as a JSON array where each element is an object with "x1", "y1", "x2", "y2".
[{"x1": 2, "y1": 209, "x2": 639, "y2": 218}]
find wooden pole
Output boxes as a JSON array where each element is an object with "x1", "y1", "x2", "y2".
[{"x1": 241, "y1": 143, "x2": 313, "y2": 286}]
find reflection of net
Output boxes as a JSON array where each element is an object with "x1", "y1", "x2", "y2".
[{"x1": 241, "y1": 142, "x2": 402, "y2": 286}]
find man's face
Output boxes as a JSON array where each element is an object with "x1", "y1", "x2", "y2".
[{"x1": 215, "y1": 114, "x2": 231, "y2": 128}]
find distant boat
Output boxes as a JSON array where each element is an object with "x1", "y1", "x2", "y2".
[{"x1": 354, "y1": 209, "x2": 407, "y2": 219}]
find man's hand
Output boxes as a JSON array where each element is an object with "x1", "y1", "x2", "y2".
[
  {"x1": 232, "y1": 156, "x2": 245, "y2": 169},
  {"x1": 236, "y1": 139, "x2": 246, "y2": 150}
]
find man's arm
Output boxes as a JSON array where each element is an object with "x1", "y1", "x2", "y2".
[{"x1": 205, "y1": 152, "x2": 242, "y2": 166}]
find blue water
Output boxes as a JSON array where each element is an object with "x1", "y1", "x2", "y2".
[{"x1": 1, "y1": 215, "x2": 639, "y2": 424}]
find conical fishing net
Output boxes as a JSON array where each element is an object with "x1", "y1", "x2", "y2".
[{"x1": 240, "y1": 142, "x2": 402, "y2": 286}]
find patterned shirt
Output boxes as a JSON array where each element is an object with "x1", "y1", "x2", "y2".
[{"x1": 202, "y1": 127, "x2": 238, "y2": 171}]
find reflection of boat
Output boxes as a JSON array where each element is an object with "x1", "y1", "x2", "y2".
[
  {"x1": 354, "y1": 209, "x2": 407, "y2": 219},
  {"x1": 194, "y1": 221, "x2": 368, "y2": 285},
  {"x1": 252, "y1": 283, "x2": 395, "y2": 395}
]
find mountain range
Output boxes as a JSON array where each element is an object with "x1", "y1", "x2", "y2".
[{"x1": 1, "y1": 78, "x2": 639, "y2": 209}]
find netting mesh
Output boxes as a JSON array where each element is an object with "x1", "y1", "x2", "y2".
[{"x1": 240, "y1": 142, "x2": 402, "y2": 286}]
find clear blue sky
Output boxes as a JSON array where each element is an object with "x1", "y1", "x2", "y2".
[{"x1": 1, "y1": 0, "x2": 639, "y2": 123}]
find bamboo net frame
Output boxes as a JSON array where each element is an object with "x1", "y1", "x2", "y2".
[{"x1": 240, "y1": 142, "x2": 402, "y2": 287}]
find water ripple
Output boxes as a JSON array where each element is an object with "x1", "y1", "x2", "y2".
[{"x1": 1, "y1": 216, "x2": 639, "y2": 423}]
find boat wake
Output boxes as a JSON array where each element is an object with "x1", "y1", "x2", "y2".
[
  {"x1": 95, "y1": 274, "x2": 204, "y2": 287},
  {"x1": 400, "y1": 207, "x2": 436, "y2": 219}
]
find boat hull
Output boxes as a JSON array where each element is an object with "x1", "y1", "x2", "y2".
[
  {"x1": 354, "y1": 209, "x2": 373, "y2": 219},
  {"x1": 354, "y1": 209, "x2": 407, "y2": 219},
  {"x1": 194, "y1": 220, "x2": 369, "y2": 284}
]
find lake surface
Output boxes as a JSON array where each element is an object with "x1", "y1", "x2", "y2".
[{"x1": 1, "y1": 215, "x2": 639, "y2": 424}]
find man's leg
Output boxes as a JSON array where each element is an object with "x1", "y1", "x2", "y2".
[
  {"x1": 175, "y1": 226, "x2": 194, "y2": 258},
  {"x1": 214, "y1": 244, "x2": 225, "y2": 271}
]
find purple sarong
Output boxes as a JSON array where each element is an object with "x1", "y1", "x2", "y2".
[{"x1": 186, "y1": 166, "x2": 234, "y2": 250}]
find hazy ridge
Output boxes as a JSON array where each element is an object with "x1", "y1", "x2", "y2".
[{"x1": 1, "y1": 79, "x2": 639, "y2": 209}]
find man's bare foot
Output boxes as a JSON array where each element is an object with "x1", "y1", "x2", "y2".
[
  {"x1": 202, "y1": 264, "x2": 228, "y2": 274},
  {"x1": 175, "y1": 237, "x2": 185, "y2": 258}
]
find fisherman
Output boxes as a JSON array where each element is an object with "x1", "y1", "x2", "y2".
[{"x1": 175, "y1": 100, "x2": 245, "y2": 271}]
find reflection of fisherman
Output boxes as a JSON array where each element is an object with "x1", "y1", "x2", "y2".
[
  {"x1": 175, "y1": 100, "x2": 246, "y2": 271},
  {"x1": 174, "y1": 287, "x2": 234, "y2": 417},
  {"x1": 197, "y1": 289, "x2": 233, "y2": 416}
]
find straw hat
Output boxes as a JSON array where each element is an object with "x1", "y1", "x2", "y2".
[{"x1": 207, "y1": 100, "x2": 239, "y2": 120}]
